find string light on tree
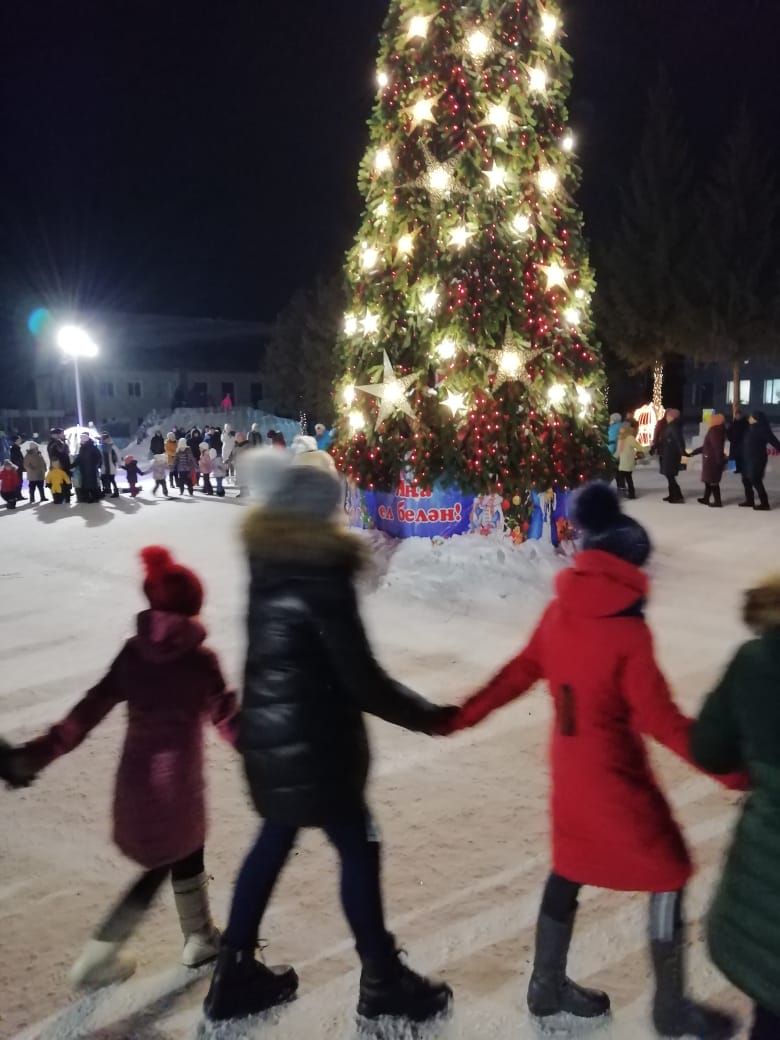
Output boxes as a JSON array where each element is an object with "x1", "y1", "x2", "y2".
[
  {"x1": 344, "y1": 313, "x2": 359, "y2": 336},
  {"x1": 561, "y1": 132, "x2": 575, "y2": 153},
  {"x1": 358, "y1": 351, "x2": 418, "y2": 424},
  {"x1": 361, "y1": 244, "x2": 380, "y2": 272},
  {"x1": 435, "y1": 337, "x2": 458, "y2": 361},
  {"x1": 511, "y1": 212, "x2": 533, "y2": 237},
  {"x1": 576, "y1": 386, "x2": 593, "y2": 416},
  {"x1": 420, "y1": 287, "x2": 440, "y2": 314},
  {"x1": 409, "y1": 95, "x2": 438, "y2": 129},
  {"x1": 377, "y1": 70, "x2": 389, "y2": 89},
  {"x1": 362, "y1": 311, "x2": 381, "y2": 337},
  {"x1": 397, "y1": 232, "x2": 415, "y2": 257},
  {"x1": 483, "y1": 100, "x2": 515, "y2": 134},
  {"x1": 375, "y1": 200, "x2": 390, "y2": 219},
  {"x1": 349, "y1": 409, "x2": 366, "y2": 432},
  {"x1": 465, "y1": 28, "x2": 493, "y2": 63},
  {"x1": 563, "y1": 306, "x2": 581, "y2": 326},
  {"x1": 343, "y1": 384, "x2": 357, "y2": 407}
]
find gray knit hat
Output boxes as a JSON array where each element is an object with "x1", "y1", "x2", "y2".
[{"x1": 245, "y1": 447, "x2": 341, "y2": 519}]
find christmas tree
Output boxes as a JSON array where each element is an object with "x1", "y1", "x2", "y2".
[{"x1": 331, "y1": 0, "x2": 609, "y2": 526}]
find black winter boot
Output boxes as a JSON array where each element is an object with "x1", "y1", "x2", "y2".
[
  {"x1": 358, "y1": 948, "x2": 452, "y2": 1026},
  {"x1": 651, "y1": 934, "x2": 736, "y2": 1039},
  {"x1": 709, "y1": 486, "x2": 723, "y2": 508},
  {"x1": 528, "y1": 913, "x2": 610, "y2": 1026},
  {"x1": 203, "y1": 947, "x2": 298, "y2": 1023}
]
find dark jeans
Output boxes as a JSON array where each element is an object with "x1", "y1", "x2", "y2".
[
  {"x1": 153, "y1": 479, "x2": 168, "y2": 495},
  {"x1": 618, "y1": 471, "x2": 635, "y2": 499},
  {"x1": 224, "y1": 810, "x2": 392, "y2": 962},
  {"x1": 96, "y1": 847, "x2": 205, "y2": 943},
  {"x1": 101, "y1": 475, "x2": 119, "y2": 496},
  {"x1": 201, "y1": 474, "x2": 213, "y2": 495},
  {"x1": 743, "y1": 476, "x2": 769, "y2": 509},
  {"x1": 29, "y1": 480, "x2": 46, "y2": 502},
  {"x1": 666, "y1": 477, "x2": 683, "y2": 502},
  {"x1": 752, "y1": 1006, "x2": 780, "y2": 1039},
  {"x1": 176, "y1": 474, "x2": 194, "y2": 495},
  {"x1": 540, "y1": 873, "x2": 683, "y2": 942}
]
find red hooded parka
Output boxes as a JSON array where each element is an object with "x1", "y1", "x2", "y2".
[{"x1": 457, "y1": 550, "x2": 699, "y2": 893}]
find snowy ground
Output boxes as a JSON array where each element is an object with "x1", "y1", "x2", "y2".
[{"x1": 1, "y1": 457, "x2": 777, "y2": 1040}]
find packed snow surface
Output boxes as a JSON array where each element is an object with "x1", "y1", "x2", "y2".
[{"x1": 1, "y1": 458, "x2": 777, "y2": 1039}]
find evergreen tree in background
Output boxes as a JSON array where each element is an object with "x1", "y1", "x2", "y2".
[
  {"x1": 331, "y1": 0, "x2": 609, "y2": 508},
  {"x1": 596, "y1": 72, "x2": 695, "y2": 413}
]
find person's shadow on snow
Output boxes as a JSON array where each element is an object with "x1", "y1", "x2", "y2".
[{"x1": 34, "y1": 503, "x2": 115, "y2": 528}]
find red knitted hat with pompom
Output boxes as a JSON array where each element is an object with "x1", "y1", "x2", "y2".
[{"x1": 140, "y1": 546, "x2": 204, "y2": 617}]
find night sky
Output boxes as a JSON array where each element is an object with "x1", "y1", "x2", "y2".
[{"x1": 1, "y1": 0, "x2": 779, "y2": 365}]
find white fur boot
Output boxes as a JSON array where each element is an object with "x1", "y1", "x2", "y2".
[
  {"x1": 172, "y1": 872, "x2": 220, "y2": 968},
  {"x1": 70, "y1": 939, "x2": 136, "y2": 989}
]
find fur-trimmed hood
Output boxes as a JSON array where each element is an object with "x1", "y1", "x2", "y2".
[
  {"x1": 242, "y1": 510, "x2": 367, "y2": 573},
  {"x1": 744, "y1": 575, "x2": 780, "y2": 634}
]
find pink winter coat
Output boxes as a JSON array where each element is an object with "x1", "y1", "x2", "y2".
[{"x1": 24, "y1": 611, "x2": 237, "y2": 869}]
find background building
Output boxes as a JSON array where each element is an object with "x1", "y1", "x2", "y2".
[{"x1": 686, "y1": 359, "x2": 780, "y2": 420}]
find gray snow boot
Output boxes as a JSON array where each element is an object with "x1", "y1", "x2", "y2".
[
  {"x1": 527, "y1": 913, "x2": 611, "y2": 1028},
  {"x1": 651, "y1": 933, "x2": 737, "y2": 1039}
]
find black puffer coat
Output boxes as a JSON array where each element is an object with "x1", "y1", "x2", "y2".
[
  {"x1": 744, "y1": 412, "x2": 780, "y2": 483},
  {"x1": 239, "y1": 514, "x2": 446, "y2": 827},
  {"x1": 661, "y1": 418, "x2": 686, "y2": 478}
]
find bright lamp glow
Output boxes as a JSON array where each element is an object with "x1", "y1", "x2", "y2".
[
  {"x1": 528, "y1": 66, "x2": 549, "y2": 93},
  {"x1": 397, "y1": 233, "x2": 415, "y2": 257},
  {"x1": 466, "y1": 29, "x2": 491, "y2": 60},
  {"x1": 377, "y1": 70, "x2": 389, "y2": 89},
  {"x1": 538, "y1": 167, "x2": 560, "y2": 194},
  {"x1": 408, "y1": 15, "x2": 433, "y2": 40},
  {"x1": 421, "y1": 288, "x2": 440, "y2": 314},
  {"x1": 374, "y1": 148, "x2": 393, "y2": 173},
  {"x1": 436, "y1": 338, "x2": 457, "y2": 361},
  {"x1": 349, "y1": 409, "x2": 366, "y2": 432},
  {"x1": 564, "y1": 307, "x2": 581, "y2": 326},
  {"x1": 361, "y1": 245, "x2": 380, "y2": 272},
  {"x1": 541, "y1": 11, "x2": 560, "y2": 39},
  {"x1": 561, "y1": 132, "x2": 575, "y2": 152},
  {"x1": 548, "y1": 383, "x2": 567, "y2": 407},
  {"x1": 512, "y1": 212, "x2": 532, "y2": 236},
  {"x1": 486, "y1": 102, "x2": 512, "y2": 132},
  {"x1": 343, "y1": 384, "x2": 357, "y2": 407},
  {"x1": 344, "y1": 313, "x2": 359, "y2": 336},
  {"x1": 57, "y1": 325, "x2": 98, "y2": 358}
]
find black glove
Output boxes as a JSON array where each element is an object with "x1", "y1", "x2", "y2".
[
  {"x1": 426, "y1": 705, "x2": 460, "y2": 737},
  {"x1": 0, "y1": 738, "x2": 36, "y2": 790}
]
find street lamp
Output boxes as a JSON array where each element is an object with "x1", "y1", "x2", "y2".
[{"x1": 57, "y1": 325, "x2": 98, "y2": 428}]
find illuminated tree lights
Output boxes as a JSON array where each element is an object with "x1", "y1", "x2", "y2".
[{"x1": 332, "y1": 0, "x2": 609, "y2": 500}]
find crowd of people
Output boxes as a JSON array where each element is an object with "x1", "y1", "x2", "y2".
[
  {"x1": 608, "y1": 408, "x2": 780, "y2": 510},
  {"x1": 0, "y1": 462, "x2": 778, "y2": 1039},
  {"x1": 0, "y1": 421, "x2": 335, "y2": 510}
]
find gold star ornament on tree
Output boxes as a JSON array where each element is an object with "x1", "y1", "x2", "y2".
[
  {"x1": 358, "y1": 351, "x2": 419, "y2": 425},
  {"x1": 485, "y1": 328, "x2": 545, "y2": 391}
]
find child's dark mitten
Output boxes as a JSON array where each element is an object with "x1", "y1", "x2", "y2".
[{"x1": 0, "y1": 738, "x2": 37, "y2": 789}]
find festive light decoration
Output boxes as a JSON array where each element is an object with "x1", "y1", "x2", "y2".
[
  {"x1": 358, "y1": 351, "x2": 418, "y2": 425},
  {"x1": 528, "y1": 66, "x2": 549, "y2": 93},
  {"x1": 333, "y1": 0, "x2": 610, "y2": 517},
  {"x1": 485, "y1": 328, "x2": 544, "y2": 391},
  {"x1": 540, "y1": 10, "x2": 560, "y2": 40},
  {"x1": 409, "y1": 96, "x2": 438, "y2": 128},
  {"x1": 484, "y1": 162, "x2": 509, "y2": 192},
  {"x1": 442, "y1": 390, "x2": 468, "y2": 416},
  {"x1": 374, "y1": 148, "x2": 393, "y2": 174},
  {"x1": 407, "y1": 14, "x2": 433, "y2": 41},
  {"x1": 538, "y1": 166, "x2": 560, "y2": 195},
  {"x1": 449, "y1": 224, "x2": 472, "y2": 249},
  {"x1": 548, "y1": 383, "x2": 567, "y2": 408},
  {"x1": 541, "y1": 260, "x2": 572, "y2": 290},
  {"x1": 466, "y1": 28, "x2": 492, "y2": 62},
  {"x1": 397, "y1": 232, "x2": 415, "y2": 257}
]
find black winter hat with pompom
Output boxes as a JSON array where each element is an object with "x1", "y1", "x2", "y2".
[{"x1": 572, "y1": 483, "x2": 652, "y2": 567}]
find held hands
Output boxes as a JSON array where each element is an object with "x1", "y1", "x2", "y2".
[{"x1": 0, "y1": 738, "x2": 37, "y2": 790}]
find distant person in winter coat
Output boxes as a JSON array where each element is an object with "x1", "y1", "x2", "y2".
[
  {"x1": 100, "y1": 434, "x2": 120, "y2": 498},
  {"x1": 692, "y1": 575, "x2": 780, "y2": 1039},
  {"x1": 727, "y1": 409, "x2": 750, "y2": 475},
  {"x1": 199, "y1": 447, "x2": 213, "y2": 495},
  {"x1": 221, "y1": 392, "x2": 233, "y2": 411},
  {"x1": 208, "y1": 426, "x2": 223, "y2": 455},
  {"x1": 0, "y1": 460, "x2": 22, "y2": 509},
  {"x1": 10, "y1": 436, "x2": 25, "y2": 490},
  {"x1": 660, "y1": 409, "x2": 686, "y2": 503},
  {"x1": 45, "y1": 459, "x2": 72, "y2": 503},
  {"x1": 315, "y1": 423, "x2": 333, "y2": 451},
  {"x1": 0, "y1": 547, "x2": 237, "y2": 989},
  {"x1": 607, "y1": 413, "x2": 623, "y2": 457},
  {"x1": 690, "y1": 413, "x2": 728, "y2": 508},
  {"x1": 187, "y1": 428, "x2": 203, "y2": 462},
  {"x1": 149, "y1": 430, "x2": 165, "y2": 456},
  {"x1": 74, "y1": 433, "x2": 103, "y2": 504},
  {"x1": 48, "y1": 429, "x2": 71, "y2": 476},
  {"x1": 203, "y1": 453, "x2": 454, "y2": 1026},
  {"x1": 123, "y1": 455, "x2": 144, "y2": 497},
  {"x1": 444, "y1": 484, "x2": 741, "y2": 1040},
  {"x1": 266, "y1": 429, "x2": 286, "y2": 449},
  {"x1": 23, "y1": 443, "x2": 48, "y2": 502},
  {"x1": 174, "y1": 439, "x2": 196, "y2": 496},
  {"x1": 222, "y1": 425, "x2": 236, "y2": 481},
  {"x1": 165, "y1": 433, "x2": 178, "y2": 488},
  {"x1": 249, "y1": 423, "x2": 263, "y2": 447},
  {"x1": 0, "y1": 429, "x2": 9, "y2": 463},
  {"x1": 151, "y1": 455, "x2": 169, "y2": 497},
  {"x1": 615, "y1": 420, "x2": 641, "y2": 499},
  {"x1": 210, "y1": 450, "x2": 226, "y2": 496},
  {"x1": 740, "y1": 411, "x2": 780, "y2": 511},
  {"x1": 650, "y1": 412, "x2": 668, "y2": 472}
]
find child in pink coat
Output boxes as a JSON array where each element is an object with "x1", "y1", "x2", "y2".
[{"x1": 0, "y1": 547, "x2": 237, "y2": 989}]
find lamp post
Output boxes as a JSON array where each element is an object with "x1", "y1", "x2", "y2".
[{"x1": 57, "y1": 325, "x2": 99, "y2": 428}]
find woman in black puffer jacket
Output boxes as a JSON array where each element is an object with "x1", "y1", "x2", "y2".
[{"x1": 205, "y1": 454, "x2": 454, "y2": 1029}]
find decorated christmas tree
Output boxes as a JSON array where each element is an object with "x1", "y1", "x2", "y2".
[{"x1": 331, "y1": 0, "x2": 609, "y2": 533}]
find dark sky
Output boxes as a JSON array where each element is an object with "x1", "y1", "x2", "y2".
[{"x1": 1, "y1": 0, "x2": 779, "y2": 351}]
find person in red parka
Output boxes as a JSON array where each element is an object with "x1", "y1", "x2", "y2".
[
  {"x1": 0, "y1": 546, "x2": 238, "y2": 990},
  {"x1": 444, "y1": 484, "x2": 740, "y2": 1040},
  {"x1": 0, "y1": 459, "x2": 22, "y2": 509},
  {"x1": 690, "y1": 413, "x2": 728, "y2": 508}
]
